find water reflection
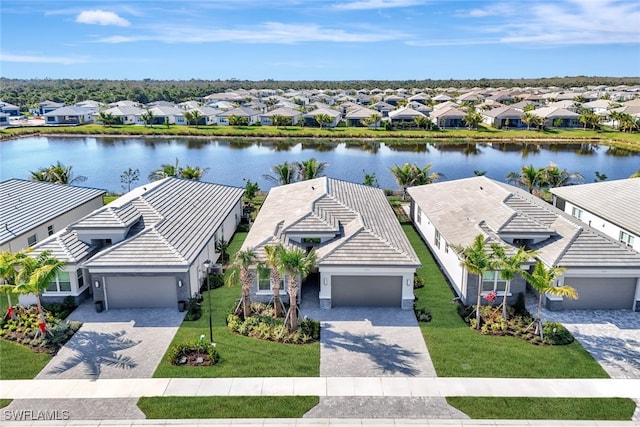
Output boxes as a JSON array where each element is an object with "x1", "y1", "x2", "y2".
[
  {"x1": 301, "y1": 141, "x2": 337, "y2": 152},
  {"x1": 386, "y1": 142, "x2": 429, "y2": 152},
  {"x1": 345, "y1": 141, "x2": 380, "y2": 154},
  {"x1": 431, "y1": 143, "x2": 484, "y2": 156},
  {"x1": 606, "y1": 146, "x2": 635, "y2": 157}
]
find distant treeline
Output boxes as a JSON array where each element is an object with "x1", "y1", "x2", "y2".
[{"x1": 1, "y1": 76, "x2": 639, "y2": 109}]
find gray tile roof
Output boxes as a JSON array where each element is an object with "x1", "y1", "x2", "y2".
[
  {"x1": 550, "y1": 179, "x2": 640, "y2": 235},
  {"x1": 31, "y1": 230, "x2": 96, "y2": 264},
  {"x1": 242, "y1": 177, "x2": 420, "y2": 268},
  {"x1": 408, "y1": 176, "x2": 640, "y2": 269},
  {"x1": 80, "y1": 178, "x2": 243, "y2": 268},
  {"x1": 0, "y1": 179, "x2": 105, "y2": 246}
]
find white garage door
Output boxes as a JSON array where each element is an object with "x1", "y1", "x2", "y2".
[
  {"x1": 106, "y1": 276, "x2": 177, "y2": 309},
  {"x1": 562, "y1": 277, "x2": 636, "y2": 310},
  {"x1": 331, "y1": 275, "x2": 402, "y2": 307}
]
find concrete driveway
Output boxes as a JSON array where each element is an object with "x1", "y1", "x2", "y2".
[
  {"x1": 36, "y1": 302, "x2": 185, "y2": 380},
  {"x1": 529, "y1": 298, "x2": 640, "y2": 379}
]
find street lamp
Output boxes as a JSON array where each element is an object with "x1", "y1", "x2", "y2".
[{"x1": 202, "y1": 259, "x2": 213, "y2": 343}]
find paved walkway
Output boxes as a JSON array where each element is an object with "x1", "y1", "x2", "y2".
[
  {"x1": 2, "y1": 419, "x2": 639, "y2": 427},
  {"x1": 2, "y1": 377, "x2": 640, "y2": 399}
]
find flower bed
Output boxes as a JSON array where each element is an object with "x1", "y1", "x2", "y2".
[
  {"x1": 226, "y1": 303, "x2": 320, "y2": 344},
  {"x1": 0, "y1": 305, "x2": 82, "y2": 354},
  {"x1": 166, "y1": 338, "x2": 220, "y2": 366}
]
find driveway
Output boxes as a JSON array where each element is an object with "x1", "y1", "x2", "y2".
[
  {"x1": 36, "y1": 302, "x2": 185, "y2": 380},
  {"x1": 527, "y1": 295, "x2": 640, "y2": 379}
]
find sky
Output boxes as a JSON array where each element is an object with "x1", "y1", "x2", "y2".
[{"x1": 1, "y1": 0, "x2": 639, "y2": 81}]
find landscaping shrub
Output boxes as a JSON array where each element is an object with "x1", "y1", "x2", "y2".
[
  {"x1": 226, "y1": 302, "x2": 319, "y2": 344},
  {"x1": 167, "y1": 337, "x2": 220, "y2": 366},
  {"x1": 513, "y1": 292, "x2": 530, "y2": 317},
  {"x1": 415, "y1": 307, "x2": 432, "y2": 322},
  {"x1": 184, "y1": 297, "x2": 202, "y2": 321},
  {"x1": 543, "y1": 322, "x2": 574, "y2": 345},
  {"x1": 413, "y1": 275, "x2": 425, "y2": 289},
  {"x1": 199, "y1": 272, "x2": 224, "y2": 293}
]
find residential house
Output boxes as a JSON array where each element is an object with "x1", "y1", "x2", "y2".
[
  {"x1": 344, "y1": 108, "x2": 381, "y2": 127},
  {"x1": 95, "y1": 106, "x2": 145, "y2": 125},
  {"x1": 481, "y1": 106, "x2": 524, "y2": 128},
  {"x1": 44, "y1": 106, "x2": 94, "y2": 125},
  {"x1": 388, "y1": 106, "x2": 426, "y2": 128},
  {"x1": 369, "y1": 101, "x2": 395, "y2": 117},
  {"x1": 185, "y1": 106, "x2": 222, "y2": 126},
  {"x1": 144, "y1": 105, "x2": 186, "y2": 125},
  {"x1": 241, "y1": 177, "x2": 421, "y2": 309},
  {"x1": 303, "y1": 107, "x2": 341, "y2": 128},
  {"x1": 408, "y1": 177, "x2": 640, "y2": 311},
  {"x1": 74, "y1": 100, "x2": 104, "y2": 115},
  {"x1": 38, "y1": 101, "x2": 64, "y2": 115},
  {"x1": 550, "y1": 179, "x2": 640, "y2": 253},
  {"x1": 0, "y1": 101, "x2": 21, "y2": 116},
  {"x1": 30, "y1": 178, "x2": 244, "y2": 309},
  {"x1": 430, "y1": 106, "x2": 466, "y2": 128},
  {"x1": 216, "y1": 106, "x2": 262, "y2": 126},
  {"x1": 531, "y1": 107, "x2": 581, "y2": 128},
  {"x1": 259, "y1": 107, "x2": 302, "y2": 126},
  {"x1": 0, "y1": 113, "x2": 8, "y2": 126},
  {"x1": 1, "y1": 179, "x2": 105, "y2": 253}
]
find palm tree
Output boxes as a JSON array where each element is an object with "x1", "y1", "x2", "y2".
[
  {"x1": 183, "y1": 111, "x2": 194, "y2": 127},
  {"x1": 148, "y1": 158, "x2": 180, "y2": 181},
  {"x1": 263, "y1": 244, "x2": 285, "y2": 318},
  {"x1": 314, "y1": 113, "x2": 332, "y2": 129},
  {"x1": 506, "y1": 164, "x2": 544, "y2": 194},
  {"x1": 180, "y1": 165, "x2": 209, "y2": 181},
  {"x1": 262, "y1": 161, "x2": 298, "y2": 185},
  {"x1": 141, "y1": 108, "x2": 154, "y2": 127},
  {"x1": 522, "y1": 112, "x2": 542, "y2": 131},
  {"x1": 490, "y1": 244, "x2": 536, "y2": 320},
  {"x1": 279, "y1": 247, "x2": 316, "y2": 330},
  {"x1": 98, "y1": 111, "x2": 117, "y2": 127},
  {"x1": 389, "y1": 162, "x2": 441, "y2": 200},
  {"x1": 296, "y1": 158, "x2": 328, "y2": 181},
  {"x1": 362, "y1": 170, "x2": 379, "y2": 187},
  {"x1": 30, "y1": 161, "x2": 87, "y2": 185},
  {"x1": 14, "y1": 250, "x2": 65, "y2": 336},
  {"x1": 229, "y1": 248, "x2": 257, "y2": 319},
  {"x1": 453, "y1": 235, "x2": 492, "y2": 329},
  {"x1": 361, "y1": 114, "x2": 381, "y2": 129},
  {"x1": 522, "y1": 261, "x2": 577, "y2": 338},
  {"x1": 463, "y1": 109, "x2": 483, "y2": 130},
  {"x1": 542, "y1": 163, "x2": 583, "y2": 188},
  {"x1": 413, "y1": 116, "x2": 431, "y2": 130},
  {"x1": 0, "y1": 250, "x2": 26, "y2": 316}
]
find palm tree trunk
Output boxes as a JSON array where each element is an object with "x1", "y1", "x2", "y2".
[
  {"x1": 288, "y1": 278, "x2": 298, "y2": 330},
  {"x1": 35, "y1": 294, "x2": 47, "y2": 337},
  {"x1": 536, "y1": 294, "x2": 543, "y2": 337},
  {"x1": 242, "y1": 284, "x2": 251, "y2": 319},
  {"x1": 502, "y1": 282, "x2": 509, "y2": 320},
  {"x1": 475, "y1": 274, "x2": 482, "y2": 329}
]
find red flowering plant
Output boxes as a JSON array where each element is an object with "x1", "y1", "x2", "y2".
[{"x1": 483, "y1": 290, "x2": 498, "y2": 304}]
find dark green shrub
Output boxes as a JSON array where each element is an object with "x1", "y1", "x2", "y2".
[
  {"x1": 415, "y1": 307, "x2": 432, "y2": 322},
  {"x1": 184, "y1": 297, "x2": 202, "y2": 321},
  {"x1": 456, "y1": 303, "x2": 474, "y2": 322},
  {"x1": 513, "y1": 292, "x2": 529, "y2": 316},
  {"x1": 413, "y1": 275, "x2": 425, "y2": 289},
  {"x1": 543, "y1": 322, "x2": 574, "y2": 345},
  {"x1": 167, "y1": 338, "x2": 220, "y2": 366},
  {"x1": 200, "y1": 272, "x2": 224, "y2": 293},
  {"x1": 236, "y1": 223, "x2": 250, "y2": 232},
  {"x1": 299, "y1": 318, "x2": 320, "y2": 340}
]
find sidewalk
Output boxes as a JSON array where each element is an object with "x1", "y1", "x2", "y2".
[{"x1": 2, "y1": 377, "x2": 640, "y2": 399}]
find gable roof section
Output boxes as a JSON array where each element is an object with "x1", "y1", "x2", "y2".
[
  {"x1": 408, "y1": 176, "x2": 640, "y2": 269},
  {"x1": 0, "y1": 179, "x2": 105, "y2": 246},
  {"x1": 242, "y1": 177, "x2": 420, "y2": 268},
  {"x1": 550, "y1": 178, "x2": 640, "y2": 235},
  {"x1": 82, "y1": 178, "x2": 244, "y2": 268}
]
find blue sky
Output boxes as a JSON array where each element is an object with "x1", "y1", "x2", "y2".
[{"x1": 1, "y1": 0, "x2": 638, "y2": 80}]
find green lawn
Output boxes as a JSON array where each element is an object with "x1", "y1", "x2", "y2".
[
  {"x1": 0, "y1": 340, "x2": 52, "y2": 379},
  {"x1": 0, "y1": 399, "x2": 12, "y2": 409},
  {"x1": 138, "y1": 396, "x2": 319, "y2": 419},
  {"x1": 403, "y1": 220, "x2": 609, "y2": 379},
  {"x1": 153, "y1": 231, "x2": 320, "y2": 378},
  {"x1": 2, "y1": 124, "x2": 639, "y2": 150},
  {"x1": 447, "y1": 397, "x2": 636, "y2": 420}
]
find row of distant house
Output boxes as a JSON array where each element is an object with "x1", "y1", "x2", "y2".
[
  {"x1": 2, "y1": 174, "x2": 639, "y2": 313},
  {"x1": 2, "y1": 84, "x2": 639, "y2": 129}
]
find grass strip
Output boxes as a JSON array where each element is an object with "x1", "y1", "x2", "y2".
[
  {"x1": 0, "y1": 340, "x2": 52, "y2": 380},
  {"x1": 137, "y1": 396, "x2": 319, "y2": 419},
  {"x1": 447, "y1": 397, "x2": 636, "y2": 420}
]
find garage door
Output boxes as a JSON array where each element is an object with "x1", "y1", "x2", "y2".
[
  {"x1": 331, "y1": 275, "x2": 402, "y2": 307},
  {"x1": 105, "y1": 276, "x2": 177, "y2": 309},
  {"x1": 562, "y1": 277, "x2": 636, "y2": 310}
]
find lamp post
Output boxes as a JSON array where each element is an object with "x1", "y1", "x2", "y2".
[{"x1": 202, "y1": 259, "x2": 213, "y2": 343}]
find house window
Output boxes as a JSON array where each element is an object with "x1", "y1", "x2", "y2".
[
  {"x1": 47, "y1": 225, "x2": 54, "y2": 236},
  {"x1": 302, "y1": 237, "x2": 321, "y2": 244},
  {"x1": 482, "y1": 271, "x2": 508, "y2": 293},
  {"x1": 416, "y1": 207, "x2": 422, "y2": 224},
  {"x1": 27, "y1": 234, "x2": 37, "y2": 246},
  {"x1": 434, "y1": 230, "x2": 441, "y2": 249},
  {"x1": 257, "y1": 267, "x2": 285, "y2": 293},
  {"x1": 47, "y1": 271, "x2": 72, "y2": 292},
  {"x1": 620, "y1": 231, "x2": 635, "y2": 247},
  {"x1": 445, "y1": 244, "x2": 449, "y2": 254},
  {"x1": 77, "y1": 269, "x2": 84, "y2": 289},
  {"x1": 571, "y1": 207, "x2": 583, "y2": 220}
]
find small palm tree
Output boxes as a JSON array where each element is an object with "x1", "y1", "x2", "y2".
[
  {"x1": 228, "y1": 249, "x2": 257, "y2": 319},
  {"x1": 506, "y1": 164, "x2": 544, "y2": 194},
  {"x1": 542, "y1": 163, "x2": 583, "y2": 188},
  {"x1": 522, "y1": 261, "x2": 577, "y2": 339},
  {"x1": 263, "y1": 244, "x2": 285, "y2": 318},
  {"x1": 452, "y1": 235, "x2": 492, "y2": 329},
  {"x1": 463, "y1": 109, "x2": 483, "y2": 130},
  {"x1": 0, "y1": 250, "x2": 26, "y2": 316},
  {"x1": 14, "y1": 250, "x2": 66, "y2": 336},
  {"x1": 389, "y1": 162, "x2": 441, "y2": 200},
  {"x1": 279, "y1": 247, "x2": 317, "y2": 330},
  {"x1": 180, "y1": 165, "x2": 209, "y2": 181},
  {"x1": 141, "y1": 108, "x2": 155, "y2": 127},
  {"x1": 262, "y1": 161, "x2": 298, "y2": 185},
  {"x1": 215, "y1": 238, "x2": 230, "y2": 265},
  {"x1": 490, "y1": 244, "x2": 536, "y2": 320},
  {"x1": 29, "y1": 161, "x2": 87, "y2": 185},
  {"x1": 98, "y1": 111, "x2": 117, "y2": 127},
  {"x1": 296, "y1": 158, "x2": 328, "y2": 181},
  {"x1": 314, "y1": 113, "x2": 332, "y2": 129},
  {"x1": 148, "y1": 158, "x2": 180, "y2": 181}
]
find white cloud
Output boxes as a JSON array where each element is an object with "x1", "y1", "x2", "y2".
[
  {"x1": 0, "y1": 53, "x2": 88, "y2": 65},
  {"x1": 98, "y1": 22, "x2": 409, "y2": 44},
  {"x1": 76, "y1": 10, "x2": 130, "y2": 27},
  {"x1": 333, "y1": 0, "x2": 426, "y2": 11}
]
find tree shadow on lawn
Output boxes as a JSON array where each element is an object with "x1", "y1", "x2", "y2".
[
  {"x1": 41, "y1": 330, "x2": 140, "y2": 379},
  {"x1": 321, "y1": 327, "x2": 423, "y2": 376}
]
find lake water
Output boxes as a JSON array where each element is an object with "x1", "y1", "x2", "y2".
[{"x1": 1, "y1": 136, "x2": 638, "y2": 193}]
